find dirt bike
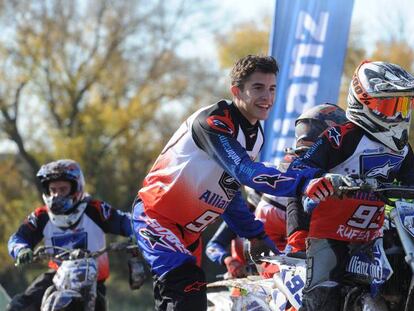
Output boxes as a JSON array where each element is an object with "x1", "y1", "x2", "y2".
[
  {"x1": 207, "y1": 178, "x2": 414, "y2": 311},
  {"x1": 28, "y1": 241, "x2": 146, "y2": 311}
]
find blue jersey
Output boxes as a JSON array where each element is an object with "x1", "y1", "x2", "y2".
[{"x1": 8, "y1": 198, "x2": 132, "y2": 280}]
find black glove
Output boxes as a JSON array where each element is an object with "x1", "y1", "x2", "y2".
[{"x1": 16, "y1": 248, "x2": 33, "y2": 266}]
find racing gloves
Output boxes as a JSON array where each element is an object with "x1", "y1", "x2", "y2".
[
  {"x1": 305, "y1": 173, "x2": 356, "y2": 203},
  {"x1": 223, "y1": 256, "x2": 246, "y2": 278},
  {"x1": 16, "y1": 248, "x2": 33, "y2": 266},
  {"x1": 305, "y1": 176, "x2": 335, "y2": 202}
]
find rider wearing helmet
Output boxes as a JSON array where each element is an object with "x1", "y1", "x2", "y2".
[
  {"x1": 7, "y1": 159, "x2": 133, "y2": 311},
  {"x1": 37, "y1": 159, "x2": 88, "y2": 229},
  {"x1": 287, "y1": 103, "x2": 348, "y2": 253},
  {"x1": 297, "y1": 61, "x2": 414, "y2": 311}
]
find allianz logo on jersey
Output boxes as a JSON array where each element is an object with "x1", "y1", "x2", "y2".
[
  {"x1": 199, "y1": 190, "x2": 231, "y2": 210},
  {"x1": 346, "y1": 255, "x2": 383, "y2": 280}
]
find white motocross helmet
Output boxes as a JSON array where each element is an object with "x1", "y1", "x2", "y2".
[
  {"x1": 36, "y1": 159, "x2": 87, "y2": 228},
  {"x1": 347, "y1": 60, "x2": 414, "y2": 151}
]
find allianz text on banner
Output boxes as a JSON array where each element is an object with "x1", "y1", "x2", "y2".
[{"x1": 261, "y1": 0, "x2": 354, "y2": 163}]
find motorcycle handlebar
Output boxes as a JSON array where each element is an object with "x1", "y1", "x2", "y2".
[
  {"x1": 304, "y1": 176, "x2": 414, "y2": 212},
  {"x1": 32, "y1": 241, "x2": 138, "y2": 263}
]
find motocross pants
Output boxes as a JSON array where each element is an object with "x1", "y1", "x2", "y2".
[
  {"x1": 132, "y1": 199, "x2": 206, "y2": 310},
  {"x1": 299, "y1": 238, "x2": 352, "y2": 311}
]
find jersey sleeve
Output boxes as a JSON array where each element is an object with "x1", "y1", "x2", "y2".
[
  {"x1": 86, "y1": 200, "x2": 133, "y2": 237},
  {"x1": 221, "y1": 191, "x2": 264, "y2": 239},
  {"x1": 292, "y1": 123, "x2": 357, "y2": 171},
  {"x1": 8, "y1": 208, "x2": 47, "y2": 259},
  {"x1": 192, "y1": 113, "x2": 321, "y2": 197},
  {"x1": 205, "y1": 222, "x2": 236, "y2": 265}
]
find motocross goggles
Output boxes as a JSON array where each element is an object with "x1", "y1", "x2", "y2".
[{"x1": 367, "y1": 95, "x2": 414, "y2": 122}]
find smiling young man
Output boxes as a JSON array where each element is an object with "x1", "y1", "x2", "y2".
[{"x1": 132, "y1": 55, "x2": 322, "y2": 310}]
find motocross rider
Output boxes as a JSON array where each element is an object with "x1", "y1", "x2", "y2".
[
  {"x1": 131, "y1": 55, "x2": 328, "y2": 311},
  {"x1": 7, "y1": 159, "x2": 133, "y2": 311},
  {"x1": 286, "y1": 103, "x2": 348, "y2": 254},
  {"x1": 296, "y1": 60, "x2": 414, "y2": 311}
]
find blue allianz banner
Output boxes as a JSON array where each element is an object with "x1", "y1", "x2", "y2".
[{"x1": 261, "y1": 0, "x2": 354, "y2": 163}]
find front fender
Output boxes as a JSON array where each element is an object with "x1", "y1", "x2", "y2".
[{"x1": 41, "y1": 289, "x2": 83, "y2": 311}]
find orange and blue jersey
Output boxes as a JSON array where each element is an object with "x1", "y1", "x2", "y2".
[
  {"x1": 133, "y1": 100, "x2": 321, "y2": 276},
  {"x1": 139, "y1": 100, "x2": 319, "y2": 236},
  {"x1": 293, "y1": 122, "x2": 414, "y2": 242}
]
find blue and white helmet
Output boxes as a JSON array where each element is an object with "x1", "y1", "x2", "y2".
[{"x1": 36, "y1": 159, "x2": 87, "y2": 228}]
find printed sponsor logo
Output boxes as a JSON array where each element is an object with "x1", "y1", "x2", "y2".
[
  {"x1": 219, "y1": 171, "x2": 241, "y2": 200},
  {"x1": 139, "y1": 220, "x2": 190, "y2": 254},
  {"x1": 51, "y1": 232, "x2": 88, "y2": 249},
  {"x1": 253, "y1": 174, "x2": 294, "y2": 188},
  {"x1": 27, "y1": 212, "x2": 38, "y2": 228},
  {"x1": 219, "y1": 135, "x2": 241, "y2": 165},
  {"x1": 206, "y1": 109, "x2": 235, "y2": 135},
  {"x1": 139, "y1": 229, "x2": 173, "y2": 250},
  {"x1": 346, "y1": 255, "x2": 383, "y2": 280},
  {"x1": 100, "y1": 202, "x2": 111, "y2": 220},
  {"x1": 184, "y1": 281, "x2": 207, "y2": 292},
  {"x1": 327, "y1": 127, "x2": 341, "y2": 147},
  {"x1": 199, "y1": 190, "x2": 231, "y2": 210},
  {"x1": 360, "y1": 153, "x2": 403, "y2": 178}
]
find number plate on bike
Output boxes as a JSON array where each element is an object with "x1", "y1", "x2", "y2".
[{"x1": 396, "y1": 201, "x2": 414, "y2": 237}]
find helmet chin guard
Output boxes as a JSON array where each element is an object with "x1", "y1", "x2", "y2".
[{"x1": 46, "y1": 200, "x2": 88, "y2": 228}]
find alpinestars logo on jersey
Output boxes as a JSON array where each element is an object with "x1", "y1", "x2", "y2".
[
  {"x1": 52, "y1": 232, "x2": 88, "y2": 249},
  {"x1": 206, "y1": 109, "x2": 235, "y2": 135},
  {"x1": 139, "y1": 228, "x2": 175, "y2": 251},
  {"x1": 361, "y1": 153, "x2": 404, "y2": 178},
  {"x1": 138, "y1": 221, "x2": 191, "y2": 254},
  {"x1": 184, "y1": 281, "x2": 207, "y2": 292},
  {"x1": 253, "y1": 174, "x2": 294, "y2": 188},
  {"x1": 27, "y1": 212, "x2": 39, "y2": 229},
  {"x1": 327, "y1": 127, "x2": 342, "y2": 148}
]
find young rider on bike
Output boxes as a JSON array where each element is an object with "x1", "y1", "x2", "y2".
[
  {"x1": 286, "y1": 103, "x2": 348, "y2": 254},
  {"x1": 7, "y1": 159, "x2": 132, "y2": 311},
  {"x1": 297, "y1": 60, "x2": 414, "y2": 311}
]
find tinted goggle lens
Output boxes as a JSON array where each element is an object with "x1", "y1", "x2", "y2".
[{"x1": 368, "y1": 96, "x2": 414, "y2": 119}]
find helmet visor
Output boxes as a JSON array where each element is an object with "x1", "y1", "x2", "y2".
[
  {"x1": 295, "y1": 119, "x2": 325, "y2": 144},
  {"x1": 367, "y1": 96, "x2": 414, "y2": 122}
]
